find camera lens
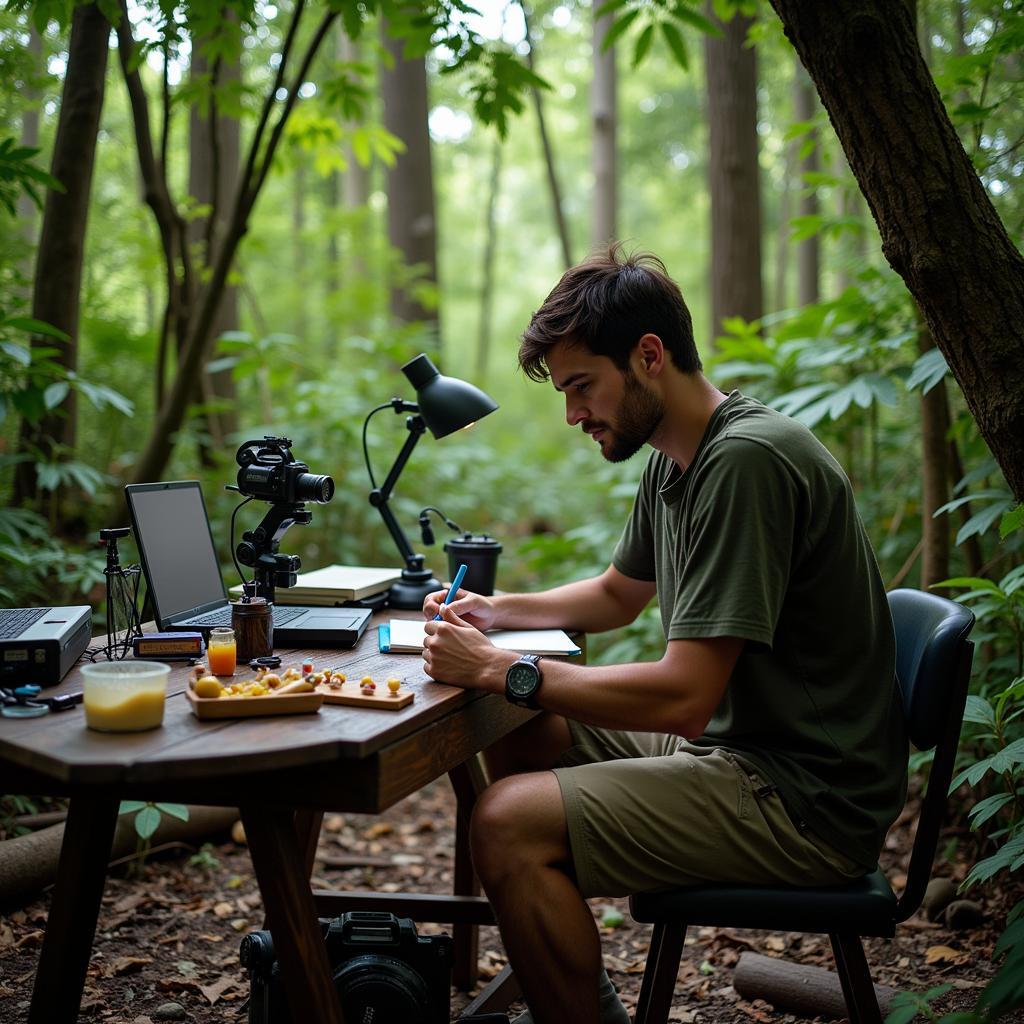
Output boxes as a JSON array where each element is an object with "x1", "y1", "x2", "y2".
[{"x1": 294, "y1": 472, "x2": 334, "y2": 503}]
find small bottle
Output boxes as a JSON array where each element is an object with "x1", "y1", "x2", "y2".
[
  {"x1": 232, "y1": 582, "x2": 274, "y2": 661},
  {"x1": 207, "y1": 627, "x2": 237, "y2": 676}
]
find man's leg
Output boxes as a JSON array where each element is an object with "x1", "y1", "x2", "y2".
[
  {"x1": 471, "y1": 770, "x2": 601, "y2": 1024},
  {"x1": 484, "y1": 711, "x2": 573, "y2": 781}
]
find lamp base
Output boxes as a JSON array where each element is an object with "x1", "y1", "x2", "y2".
[{"x1": 388, "y1": 571, "x2": 443, "y2": 611}]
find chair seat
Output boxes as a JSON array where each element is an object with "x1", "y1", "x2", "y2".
[{"x1": 628, "y1": 868, "x2": 898, "y2": 938}]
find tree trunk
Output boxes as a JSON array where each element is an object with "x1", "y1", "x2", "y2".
[
  {"x1": 293, "y1": 158, "x2": 308, "y2": 342},
  {"x1": 15, "y1": 26, "x2": 42, "y2": 289},
  {"x1": 793, "y1": 61, "x2": 820, "y2": 306},
  {"x1": 769, "y1": 0, "x2": 1024, "y2": 502},
  {"x1": 129, "y1": 7, "x2": 338, "y2": 484},
  {"x1": 13, "y1": 4, "x2": 109, "y2": 506},
  {"x1": 591, "y1": 9, "x2": 616, "y2": 248},
  {"x1": 380, "y1": 19, "x2": 440, "y2": 347},
  {"x1": 705, "y1": 2, "x2": 763, "y2": 343},
  {"x1": 476, "y1": 138, "x2": 503, "y2": 383},
  {"x1": 918, "y1": 320, "x2": 951, "y2": 588},
  {"x1": 522, "y1": 3, "x2": 573, "y2": 269},
  {"x1": 187, "y1": 33, "x2": 241, "y2": 449}
]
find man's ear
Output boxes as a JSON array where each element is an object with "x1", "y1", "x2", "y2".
[{"x1": 636, "y1": 334, "x2": 665, "y2": 375}]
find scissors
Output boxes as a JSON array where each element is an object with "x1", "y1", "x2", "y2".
[{"x1": 0, "y1": 685, "x2": 84, "y2": 718}]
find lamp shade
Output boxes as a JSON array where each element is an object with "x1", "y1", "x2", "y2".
[{"x1": 401, "y1": 353, "x2": 498, "y2": 439}]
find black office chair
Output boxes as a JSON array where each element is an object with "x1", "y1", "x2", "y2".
[{"x1": 628, "y1": 588, "x2": 976, "y2": 1024}]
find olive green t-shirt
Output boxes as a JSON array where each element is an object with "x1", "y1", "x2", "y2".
[{"x1": 612, "y1": 392, "x2": 907, "y2": 870}]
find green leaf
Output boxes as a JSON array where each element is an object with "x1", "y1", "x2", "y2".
[
  {"x1": 134, "y1": 805, "x2": 161, "y2": 839},
  {"x1": 1, "y1": 340, "x2": 31, "y2": 366},
  {"x1": 600, "y1": 906, "x2": 625, "y2": 928},
  {"x1": 963, "y1": 694, "x2": 996, "y2": 728},
  {"x1": 119, "y1": 800, "x2": 147, "y2": 814},
  {"x1": 154, "y1": 803, "x2": 190, "y2": 822},
  {"x1": 601, "y1": 8, "x2": 641, "y2": 51},
  {"x1": 3, "y1": 316, "x2": 71, "y2": 341},
  {"x1": 968, "y1": 792, "x2": 1014, "y2": 830},
  {"x1": 43, "y1": 382, "x2": 69, "y2": 409},
  {"x1": 1001, "y1": 504, "x2": 1024, "y2": 539},
  {"x1": 660, "y1": 21, "x2": 689, "y2": 69},
  {"x1": 632, "y1": 23, "x2": 655, "y2": 67},
  {"x1": 905, "y1": 347, "x2": 948, "y2": 394}
]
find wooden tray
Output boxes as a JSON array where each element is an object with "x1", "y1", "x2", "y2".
[
  {"x1": 185, "y1": 687, "x2": 324, "y2": 720},
  {"x1": 315, "y1": 681, "x2": 414, "y2": 710}
]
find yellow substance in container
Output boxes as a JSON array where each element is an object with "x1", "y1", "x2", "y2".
[
  {"x1": 84, "y1": 688, "x2": 166, "y2": 732},
  {"x1": 80, "y1": 660, "x2": 170, "y2": 733}
]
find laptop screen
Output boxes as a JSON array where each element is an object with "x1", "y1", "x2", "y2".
[{"x1": 126, "y1": 482, "x2": 228, "y2": 622}]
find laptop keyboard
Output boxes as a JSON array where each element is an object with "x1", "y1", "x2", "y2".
[
  {"x1": 0, "y1": 607, "x2": 49, "y2": 639},
  {"x1": 188, "y1": 606, "x2": 306, "y2": 627}
]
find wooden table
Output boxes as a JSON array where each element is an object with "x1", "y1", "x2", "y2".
[{"x1": 0, "y1": 611, "x2": 538, "y2": 1023}]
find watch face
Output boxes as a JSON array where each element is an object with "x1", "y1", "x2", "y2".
[{"x1": 507, "y1": 664, "x2": 538, "y2": 697}]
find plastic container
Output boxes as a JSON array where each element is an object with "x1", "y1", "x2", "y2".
[
  {"x1": 81, "y1": 660, "x2": 170, "y2": 732},
  {"x1": 443, "y1": 533, "x2": 502, "y2": 596}
]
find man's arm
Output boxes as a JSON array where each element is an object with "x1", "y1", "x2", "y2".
[
  {"x1": 423, "y1": 605, "x2": 743, "y2": 737},
  {"x1": 424, "y1": 565, "x2": 656, "y2": 634}
]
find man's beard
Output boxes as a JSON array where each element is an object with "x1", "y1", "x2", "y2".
[{"x1": 584, "y1": 369, "x2": 665, "y2": 463}]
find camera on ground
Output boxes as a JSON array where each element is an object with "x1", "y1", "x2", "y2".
[{"x1": 240, "y1": 911, "x2": 453, "y2": 1024}]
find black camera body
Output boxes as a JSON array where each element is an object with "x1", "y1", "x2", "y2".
[
  {"x1": 240, "y1": 912, "x2": 453, "y2": 1024},
  {"x1": 236, "y1": 436, "x2": 335, "y2": 505}
]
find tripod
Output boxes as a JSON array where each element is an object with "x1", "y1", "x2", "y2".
[{"x1": 100, "y1": 527, "x2": 144, "y2": 660}]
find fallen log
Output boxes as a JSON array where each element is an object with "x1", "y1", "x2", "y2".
[
  {"x1": 733, "y1": 951, "x2": 899, "y2": 1020},
  {"x1": 0, "y1": 805, "x2": 237, "y2": 909}
]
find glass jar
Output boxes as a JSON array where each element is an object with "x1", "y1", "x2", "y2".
[{"x1": 207, "y1": 626, "x2": 237, "y2": 676}]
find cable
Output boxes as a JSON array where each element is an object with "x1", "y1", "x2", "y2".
[
  {"x1": 231, "y1": 495, "x2": 255, "y2": 586},
  {"x1": 362, "y1": 402, "x2": 394, "y2": 491}
]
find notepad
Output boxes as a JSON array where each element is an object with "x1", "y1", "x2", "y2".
[
  {"x1": 383, "y1": 619, "x2": 581, "y2": 656},
  {"x1": 230, "y1": 564, "x2": 402, "y2": 604}
]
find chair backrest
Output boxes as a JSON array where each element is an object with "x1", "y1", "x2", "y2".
[{"x1": 887, "y1": 588, "x2": 975, "y2": 921}]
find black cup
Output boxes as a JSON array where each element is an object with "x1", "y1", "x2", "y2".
[{"x1": 444, "y1": 534, "x2": 502, "y2": 596}]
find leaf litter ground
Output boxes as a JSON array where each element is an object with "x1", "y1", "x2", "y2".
[{"x1": 0, "y1": 781, "x2": 1021, "y2": 1023}]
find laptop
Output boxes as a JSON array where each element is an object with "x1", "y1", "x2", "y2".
[
  {"x1": 0, "y1": 605, "x2": 91, "y2": 687},
  {"x1": 125, "y1": 481, "x2": 371, "y2": 649}
]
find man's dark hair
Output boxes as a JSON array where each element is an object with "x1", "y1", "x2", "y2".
[{"x1": 518, "y1": 242, "x2": 700, "y2": 382}]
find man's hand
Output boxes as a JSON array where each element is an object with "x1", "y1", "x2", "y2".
[
  {"x1": 422, "y1": 587, "x2": 498, "y2": 631},
  {"x1": 422, "y1": 603, "x2": 513, "y2": 691}
]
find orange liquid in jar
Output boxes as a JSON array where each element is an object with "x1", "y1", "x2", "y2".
[{"x1": 208, "y1": 641, "x2": 237, "y2": 676}]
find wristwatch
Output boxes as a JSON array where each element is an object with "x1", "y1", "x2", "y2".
[{"x1": 505, "y1": 654, "x2": 542, "y2": 709}]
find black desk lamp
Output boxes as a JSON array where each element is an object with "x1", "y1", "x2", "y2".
[{"x1": 363, "y1": 353, "x2": 498, "y2": 609}]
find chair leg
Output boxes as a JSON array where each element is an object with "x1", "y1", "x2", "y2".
[
  {"x1": 829, "y1": 933, "x2": 882, "y2": 1024},
  {"x1": 634, "y1": 924, "x2": 687, "y2": 1024}
]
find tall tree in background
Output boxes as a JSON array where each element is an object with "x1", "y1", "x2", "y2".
[
  {"x1": 14, "y1": 3, "x2": 108, "y2": 504},
  {"x1": 187, "y1": 30, "x2": 241, "y2": 449},
  {"x1": 15, "y1": 25, "x2": 41, "y2": 292},
  {"x1": 704, "y1": 2, "x2": 763, "y2": 342},
  {"x1": 522, "y1": 2, "x2": 573, "y2": 268},
  {"x1": 380, "y1": 19, "x2": 440, "y2": 346},
  {"x1": 793, "y1": 61, "x2": 819, "y2": 306},
  {"x1": 591, "y1": 7, "x2": 616, "y2": 248},
  {"x1": 770, "y1": 0, "x2": 1024, "y2": 501}
]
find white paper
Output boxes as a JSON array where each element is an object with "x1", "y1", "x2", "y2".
[{"x1": 387, "y1": 620, "x2": 580, "y2": 656}]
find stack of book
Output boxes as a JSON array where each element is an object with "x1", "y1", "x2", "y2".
[{"x1": 230, "y1": 565, "x2": 402, "y2": 606}]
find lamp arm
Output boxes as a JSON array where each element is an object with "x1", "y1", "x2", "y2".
[{"x1": 368, "y1": 415, "x2": 428, "y2": 569}]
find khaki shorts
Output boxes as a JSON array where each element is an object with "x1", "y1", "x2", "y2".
[{"x1": 552, "y1": 721, "x2": 866, "y2": 899}]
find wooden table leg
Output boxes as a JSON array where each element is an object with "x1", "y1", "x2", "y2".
[
  {"x1": 295, "y1": 809, "x2": 325, "y2": 878},
  {"x1": 449, "y1": 755, "x2": 488, "y2": 991},
  {"x1": 242, "y1": 804, "x2": 345, "y2": 1024},
  {"x1": 28, "y1": 794, "x2": 120, "y2": 1024}
]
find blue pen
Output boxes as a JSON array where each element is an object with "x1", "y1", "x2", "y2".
[{"x1": 435, "y1": 563, "x2": 469, "y2": 620}]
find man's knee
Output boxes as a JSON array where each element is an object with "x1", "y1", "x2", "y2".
[{"x1": 470, "y1": 772, "x2": 570, "y2": 884}]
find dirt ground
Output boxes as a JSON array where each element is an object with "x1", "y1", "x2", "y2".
[{"x1": 0, "y1": 779, "x2": 1021, "y2": 1024}]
